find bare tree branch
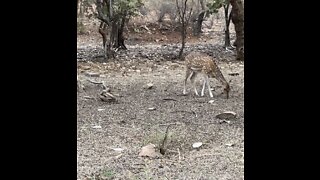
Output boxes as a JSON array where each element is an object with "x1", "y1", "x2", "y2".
[
  {"x1": 176, "y1": 0, "x2": 194, "y2": 58},
  {"x1": 176, "y1": 0, "x2": 183, "y2": 20},
  {"x1": 96, "y1": 0, "x2": 111, "y2": 26}
]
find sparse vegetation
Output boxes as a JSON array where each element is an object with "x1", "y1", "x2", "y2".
[{"x1": 77, "y1": 0, "x2": 244, "y2": 179}]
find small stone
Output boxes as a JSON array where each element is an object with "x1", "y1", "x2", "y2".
[
  {"x1": 145, "y1": 83, "x2": 153, "y2": 89},
  {"x1": 148, "y1": 107, "x2": 156, "y2": 111},
  {"x1": 92, "y1": 125, "x2": 102, "y2": 129},
  {"x1": 192, "y1": 142, "x2": 203, "y2": 148},
  {"x1": 225, "y1": 143, "x2": 235, "y2": 147},
  {"x1": 216, "y1": 111, "x2": 237, "y2": 120}
]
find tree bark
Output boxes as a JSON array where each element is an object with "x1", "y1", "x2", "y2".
[
  {"x1": 78, "y1": 0, "x2": 84, "y2": 17},
  {"x1": 230, "y1": 0, "x2": 244, "y2": 61},
  {"x1": 77, "y1": 0, "x2": 80, "y2": 17},
  {"x1": 98, "y1": 22, "x2": 107, "y2": 48},
  {"x1": 223, "y1": 2, "x2": 232, "y2": 48},
  {"x1": 177, "y1": 0, "x2": 193, "y2": 59},
  {"x1": 199, "y1": 0, "x2": 205, "y2": 10},
  {"x1": 117, "y1": 14, "x2": 127, "y2": 50},
  {"x1": 96, "y1": 0, "x2": 129, "y2": 59},
  {"x1": 96, "y1": 0, "x2": 111, "y2": 26},
  {"x1": 192, "y1": 0, "x2": 206, "y2": 37},
  {"x1": 192, "y1": 11, "x2": 206, "y2": 36},
  {"x1": 179, "y1": 22, "x2": 186, "y2": 58}
]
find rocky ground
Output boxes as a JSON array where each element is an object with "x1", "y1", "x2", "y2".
[{"x1": 77, "y1": 20, "x2": 244, "y2": 180}]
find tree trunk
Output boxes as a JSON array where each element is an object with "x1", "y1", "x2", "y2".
[
  {"x1": 192, "y1": 0, "x2": 206, "y2": 37},
  {"x1": 100, "y1": 17, "x2": 127, "y2": 59},
  {"x1": 96, "y1": 0, "x2": 129, "y2": 59},
  {"x1": 176, "y1": 0, "x2": 193, "y2": 59},
  {"x1": 77, "y1": 0, "x2": 80, "y2": 17},
  {"x1": 98, "y1": 22, "x2": 115, "y2": 59},
  {"x1": 192, "y1": 11, "x2": 206, "y2": 36},
  {"x1": 230, "y1": 0, "x2": 244, "y2": 61},
  {"x1": 104, "y1": 22, "x2": 116, "y2": 59},
  {"x1": 179, "y1": 23, "x2": 186, "y2": 58},
  {"x1": 78, "y1": 0, "x2": 85, "y2": 18},
  {"x1": 117, "y1": 14, "x2": 127, "y2": 50},
  {"x1": 199, "y1": 0, "x2": 205, "y2": 10},
  {"x1": 223, "y1": 2, "x2": 232, "y2": 48},
  {"x1": 98, "y1": 22, "x2": 107, "y2": 48},
  {"x1": 224, "y1": 28, "x2": 231, "y2": 48}
]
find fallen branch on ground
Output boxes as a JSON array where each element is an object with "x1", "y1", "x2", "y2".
[
  {"x1": 99, "y1": 90, "x2": 117, "y2": 102},
  {"x1": 162, "y1": 98, "x2": 178, "y2": 101},
  {"x1": 87, "y1": 79, "x2": 103, "y2": 84},
  {"x1": 160, "y1": 124, "x2": 171, "y2": 155}
]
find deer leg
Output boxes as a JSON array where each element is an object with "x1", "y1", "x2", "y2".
[
  {"x1": 183, "y1": 69, "x2": 193, "y2": 95},
  {"x1": 190, "y1": 72, "x2": 199, "y2": 96},
  {"x1": 204, "y1": 75, "x2": 214, "y2": 98},
  {"x1": 201, "y1": 75, "x2": 207, "y2": 96}
]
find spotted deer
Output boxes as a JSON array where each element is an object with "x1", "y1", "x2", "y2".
[{"x1": 183, "y1": 52, "x2": 230, "y2": 98}]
